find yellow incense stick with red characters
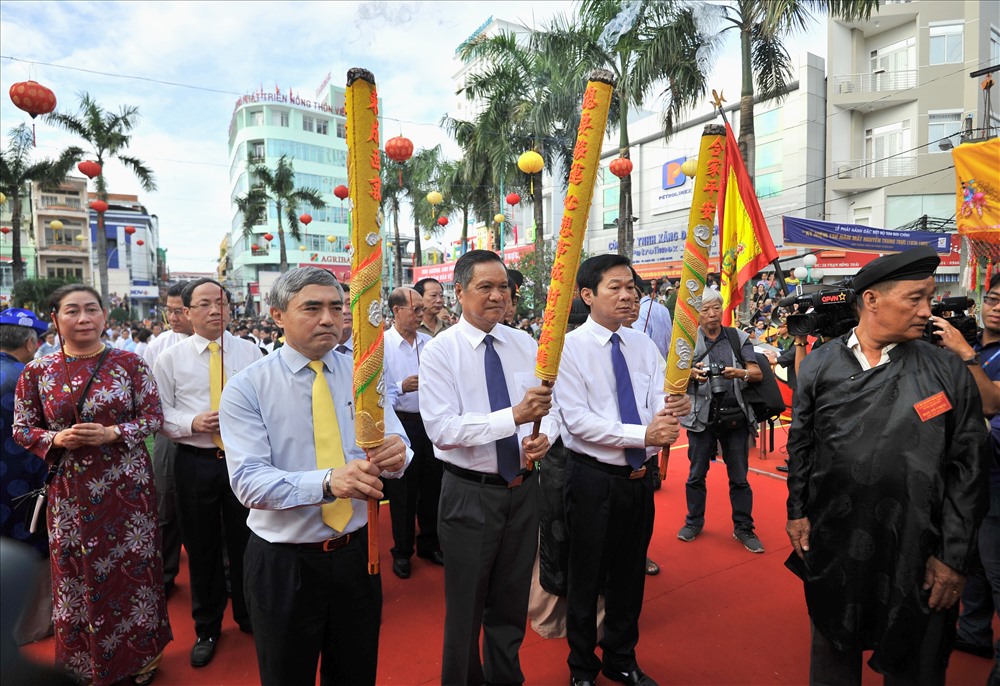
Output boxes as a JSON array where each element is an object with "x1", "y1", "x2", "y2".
[
  {"x1": 664, "y1": 124, "x2": 727, "y2": 393},
  {"x1": 345, "y1": 67, "x2": 384, "y2": 575},
  {"x1": 530, "y1": 69, "x2": 615, "y2": 440}
]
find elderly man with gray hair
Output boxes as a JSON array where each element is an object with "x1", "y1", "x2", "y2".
[
  {"x1": 219, "y1": 266, "x2": 411, "y2": 686},
  {"x1": 678, "y1": 287, "x2": 765, "y2": 554}
]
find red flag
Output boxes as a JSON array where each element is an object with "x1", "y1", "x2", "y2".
[{"x1": 718, "y1": 121, "x2": 779, "y2": 325}]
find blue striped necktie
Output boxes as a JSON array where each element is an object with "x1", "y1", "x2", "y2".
[
  {"x1": 611, "y1": 332, "x2": 647, "y2": 470},
  {"x1": 483, "y1": 334, "x2": 521, "y2": 482}
]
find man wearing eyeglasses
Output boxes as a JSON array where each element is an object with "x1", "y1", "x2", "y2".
[
  {"x1": 382, "y1": 287, "x2": 442, "y2": 579},
  {"x1": 143, "y1": 282, "x2": 192, "y2": 596},
  {"x1": 931, "y1": 274, "x2": 1000, "y2": 683},
  {"x1": 153, "y1": 278, "x2": 262, "y2": 668}
]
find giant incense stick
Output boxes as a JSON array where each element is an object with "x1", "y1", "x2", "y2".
[
  {"x1": 530, "y1": 69, "x2": 616, "y2": 439},
  {"x1": 345, "y1": 67, "x2": 384, "y2": 575},
  {"x1": 664, "y1": 124, "x2": 726, "y2": 394}
]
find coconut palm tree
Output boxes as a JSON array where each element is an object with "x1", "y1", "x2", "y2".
[
  {"x1": 440, "y1": 159, "x2": 481, "y2": 260},
  {"x1": 233, "y1": 154, "x2": 324, "y2": 273},
  {"x1": 381, "y1": 156, "x2": 409, "y2": 288},
  {"x1": 402, "y1": 146, "x2": 446, "y2": 269},
  {"x1": 0, "y1": 124, "x2": 82, "y2": 283},
  {"x1": 538, "y1": 1, "x2": 718, "y2": 258},
  {"x1": 47, "y1": 93, "x2": 156, "y2": 301},
  {"x1": 712, "y1": 0, "x2": 877, "y2": 182}
]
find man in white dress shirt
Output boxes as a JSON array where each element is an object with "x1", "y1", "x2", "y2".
[
  {"x1": 220, "y1": 267, "x2": 410, "y2": 686},
  {"x1": 555, "y1": 255, "x2": 689, "y2": 686},
  {"x1": 383, "y1": 286, "x2": 442, "y2": 579},
  {"x1": 153, "y1": 278, "x2": 262, "y2": 668},
  {"x1": 142, "y1": 281, "x2": 191, "y2": 594},
  {"x1": 420, "y1": 250, "x2": 556, "y2": 685}
]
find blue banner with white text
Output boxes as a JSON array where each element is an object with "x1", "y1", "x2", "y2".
[{"x1": 782, "y1": 216, "x2": 951, "y2": 254}]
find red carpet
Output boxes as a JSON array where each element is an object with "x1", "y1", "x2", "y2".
[{"x1": 20, "y1": 425, "x2": 997, "y2": 685}]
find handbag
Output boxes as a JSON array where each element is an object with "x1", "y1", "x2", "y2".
[{"x1": 712, "y1": 403, "x2": 747, "y2": 431}]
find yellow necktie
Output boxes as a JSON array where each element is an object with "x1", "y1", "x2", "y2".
[
  {"x1": 308, "y1": 360, "x2": 353, "y2": 532},
  {"x1": 208, "y1": 341, "x2": 225, "y2": 451}
]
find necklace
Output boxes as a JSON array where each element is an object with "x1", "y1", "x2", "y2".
[{"x1": 65, "y1": 344, "x2": 106, "y2": 360}]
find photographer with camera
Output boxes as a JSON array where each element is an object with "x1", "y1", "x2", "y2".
[
  {"x1": 678, "y1": 288, "x2": 765, "y2": 554},
  {"x1": 785, "y1": 246, "x2": 989, "y2": 685},
  {"x1": 932, "y1": 274, "x2": 1000, "y2": 682}
]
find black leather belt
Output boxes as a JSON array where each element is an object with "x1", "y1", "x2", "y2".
[
  {"x1": 444, "y1": 462, "x2": 535, "y2": 488},
  {"x1": 283, "y1": 526, "x2": 366, "y2": 552},
  {"x1": 395, "y1": 411, "x2": 422, "y2": 420},
  {"x1": 570, "y1": 450, "x2": 653, "y2": 480},
  {"x1": 179, "y1": 444, "x2": 225, "y2": 460}
]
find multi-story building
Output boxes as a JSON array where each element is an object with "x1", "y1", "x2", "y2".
[
  {"x1": 226, "y1": 79, "x2": 375, "y2": 309},
  {"x1": 0, "y1": 186, "x2": 38, "y2": 297},
  {"x1": 87, "y1": 192, "x2": 161, "y2": 318},
  {"x1": 34, "y1": 177, "x2": 92, "y2": 284},
  {"x1": 825, "y1": 0, "x2": 999, "y2": 285}
]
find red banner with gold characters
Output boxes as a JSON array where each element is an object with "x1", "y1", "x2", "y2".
[
  {"x1": 953, "y1": 138, "x2": 1000, "y2": 242},
  {"x1": 664, "y1": 125, "x2": 726, "y2": 394},
  {"x1": 535, "y1": 69, "x2": 616, "y2": 383}
]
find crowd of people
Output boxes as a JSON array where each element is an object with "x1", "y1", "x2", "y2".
[{"x1": 0, "y1": 245, "x2": 997, "y2": 686}]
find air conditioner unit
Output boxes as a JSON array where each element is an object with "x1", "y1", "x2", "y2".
[
  {"x1": 839, "y1": 82, "x2": 855, "y2": 94},
  {"x1": 837, "y1": 165, "x2": 852, "y2": 179}
]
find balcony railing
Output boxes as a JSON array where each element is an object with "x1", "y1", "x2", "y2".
[
  {"x1": 835, "y1": 157, "x2": 917, "y2": 180},
  {"x1": 832, "y1": 70, "x2": 918, "y2": 94}
]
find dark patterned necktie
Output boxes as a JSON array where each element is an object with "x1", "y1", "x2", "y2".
[
  {"x1": 611, "y1": 333, "x2": 647, "y2": 470},
  {"x1": 483, "y1": 334, "x2": 521, "y2": 482}
]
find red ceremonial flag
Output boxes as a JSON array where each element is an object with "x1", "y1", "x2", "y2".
[{"x1": 718, "y1": 121, "x2": 780, "y2": 326}]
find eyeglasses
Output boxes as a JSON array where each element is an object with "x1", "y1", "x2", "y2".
[
  {"x1": 983, "y1": 295, "x2": 1000, "y2": 309},
  {"x1": 166, "y1": 308, "x2": 185, "y2": 316}
]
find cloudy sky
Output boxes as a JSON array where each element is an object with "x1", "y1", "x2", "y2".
[{"x1": 0, "y1": 1, "x2": 825, "y2": 274}]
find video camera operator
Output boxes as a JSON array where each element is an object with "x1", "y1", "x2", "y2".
[
  {"x1": 678, "y1": 288, "x2": 765, "y2": 554},
  {"x1": 931, "y1": 274, "x2": 1000, "y2": 682}
]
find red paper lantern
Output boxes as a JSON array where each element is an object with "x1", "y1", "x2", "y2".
[
  {"x1": 333, "y1": 185, "x2": 349, "y2": 200},
  {"x1": 0, "y1": 227, "x2": 11, "y2": 235},
  {"x1": 437, "y1": 216, "x2": 448, "y2": 227},
  {"x1": 609, "y1": 156, "x2": 633, "y2": 178},
  {"x1": 251, "y1": 243, "x2": 259, "y2": 251},
  {"x1": 506, "y1": 192, "x2": 521, "y2": 206},
  {"x1": 9, "y1": 81, "x2": 57, "y2": 119},
  {"x1": 124, "y1": 225, "x2": 136, "y2": 235},
  {"x1": 136, "y1": 239, "x2": 144, "y2": 246},
  {"x1": 263, "y1": 232, "x2": 274, "y2": 242},
  {"x1": 78, "y1": 160, "x2": 102, "y2": 179},
  {"x1": 299, "y1": 213, "x2": 312, "y2": 225},
  {"x1": 384, "y1": 136, "x2": 414, "y2": 163},
  {"x1": 90, "y1": 200, "x2": 108, "y2": 213}
]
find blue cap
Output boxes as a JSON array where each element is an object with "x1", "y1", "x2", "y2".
[{"x1": 0, "y1": 308, "x2": 50, "y2": 335}]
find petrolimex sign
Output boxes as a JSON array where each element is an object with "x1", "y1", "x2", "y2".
[
  {"x1": 662, "y1": 157, "x2": 688, "y2": 189},
  {"x1": 654, "y1": 156, "x2": 693, "y2": 212}
]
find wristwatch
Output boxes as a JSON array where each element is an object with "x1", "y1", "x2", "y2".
[
  {"x1": 963, "y1": 352, "x2": 981, "y2": 366},
  {"x1": 111, "y1": 425, "x2": 123, "y2": 440}
]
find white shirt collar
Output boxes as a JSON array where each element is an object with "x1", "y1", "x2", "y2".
[
  {"x1": 846, "y1": 328, "x2": 896, "y2": 370},
  {"x1": 456, "y1": 315, "x2": 507, "y2": 349},
  {"x1": 191, "y1": 330, "x2": 229, "y2": 354},
  {"x1": 582, "y1": 316, "x2": 624, "y2": 347}
]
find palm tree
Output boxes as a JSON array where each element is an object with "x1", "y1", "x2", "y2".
[
  {"x1": 538, "y1": 1, "x2": 718, "y2": 258},
  {"x1": 402, "y1": 146, "x2": 445, "y2": 269},
  {"x1": 714, "y1": 0, "x2": 877, "y2": 181},
  {"x1": 0, "y1": 124, "x2": 82, "y2": 283},
  {"x1": 441, "y1": 115, "x2": 506, "y2": 250},
  {"x1": 47, "y1": 93, "x2": 156, "y2": 301},
  {"x1": 233, "y1": 154, "x2": 324, "y2": 273},
  {"x1": 441, "y1": 159, "x2": 480, "y2": 260},
  {"x1": 381, "y1": 156, "x2": 408, "y2": 288}
]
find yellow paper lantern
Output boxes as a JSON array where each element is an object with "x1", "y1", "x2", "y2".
[
  {"x1": 494, "y1": 213, "x2": 505, "y2": 224},
  {"x1": 681, "y1": 158, "x2": 698, "y2": 178},
  {"x1": 299, "y1": 245, "x2": 307, "y2": 251},
  {"x1": 0, "y1": 192, "x2": 6, "y2": 205},
  {"x1": 326, "y1": 235, "x2": 335, "y2": 243},
  {"x1": 75, "y1": 234, "x2": 85, "y2": 242},
  {"x1": 426, "y1": 191, "x2": 443, "y2": 206},
  {"x1": 518, "y1": 150, "x2": 544, "y2": 194},
  {"x1": 50, "y1": 219, "x2": 64, "y2": 231},
  {"x1": 423, "y1": 233, "x2": 431, "y2": 241}
]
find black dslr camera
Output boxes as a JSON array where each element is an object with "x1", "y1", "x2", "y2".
[
  {"x1": 778, "y1": 285, "x2": 859, "y2": 339},
  {"x1": 705, "y1": 362, "x2": 728, "y2": 395},
  {"x1": 923, "y1": 296, "x2": 978, "y2": 345}
]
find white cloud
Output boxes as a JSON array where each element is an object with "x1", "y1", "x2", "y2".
[{"x1": 1, "y1": 0, "x2": 825, "y2": 273}]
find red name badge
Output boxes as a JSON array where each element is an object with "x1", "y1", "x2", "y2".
[{"x1": 913, "y1": 391, "x2": 952, "y2": 422}]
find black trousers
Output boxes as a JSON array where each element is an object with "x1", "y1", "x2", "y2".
[
  {"x1": 439, "y1": 468, "x2": 539, "y2": 685},
  {"x1": 151, "y1": 433, "x2": 181, "y2": 586},
  {"x1": 174, "y1": 445, "x2": 251, "y2": 638},
  {"x1": 244, "y1": 531, "x2": 382, "y2": 686},
  {"x1": 809, "y1": 610, "x2": 955, "y2": 686},
  {"x1": 384, "y1": 414, "x2": 442, "y2": 559},
  {"x1": 565, "y1": 453, "x2": 655, "y2": 680}
]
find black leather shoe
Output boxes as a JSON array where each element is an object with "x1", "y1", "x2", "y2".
[
  {"x1": 392, "y1": 558, "x2": 411, "y2": 579},
  {"x1": 570, "y1": 678, "x2": 596, "y2": 686},
  {"x1": 418, "y1": 550, "x2": 445, "y2": 566},
  {"x1": 190, "y1": 636, "x2": 217, "y2": 668},
  {"x1": 601, "y1": 666, "x2": 658, "y2": 686}
]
